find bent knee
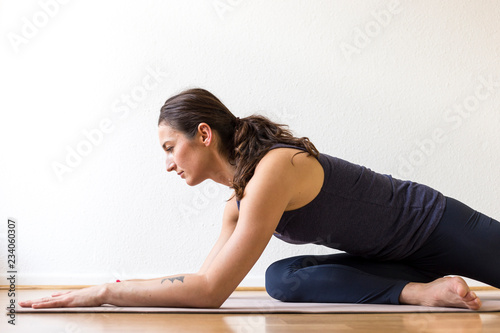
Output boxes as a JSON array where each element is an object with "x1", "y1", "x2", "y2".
[
  {"x1": 265, "y1": 259, "x2": 307, "y2": 302},
  {"x1": 265, "y1": 261, "x2": 286, "y2": 300}
]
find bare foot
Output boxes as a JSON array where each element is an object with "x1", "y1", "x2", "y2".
[{"x1": 399, "y1": 276, "x2": 482, "y2": 310}]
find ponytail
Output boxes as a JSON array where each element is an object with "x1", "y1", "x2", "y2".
[{"x1": 232, "y1": 115, "x2": 318, "y2": 200}]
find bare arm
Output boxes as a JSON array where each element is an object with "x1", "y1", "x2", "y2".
[
  {"x1": 116, "y1": 196, "x2": 238, "y2": 283},
  {"x1": 198, "y1": 195, "x2": 239, "y2": 275},
  {"x1": 102, "y1": 152, "x2": 295, "y2": 308},
  {"x1": 97, "y1": 196, "x2": 239, "y2": 307},
  {"x1": 20, "y1": 150, "x2": 297, "y2": 309}
]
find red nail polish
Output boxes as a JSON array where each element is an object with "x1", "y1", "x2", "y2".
[{"x1": 116, "y1": 279, "x2": 121, "y2": 282}]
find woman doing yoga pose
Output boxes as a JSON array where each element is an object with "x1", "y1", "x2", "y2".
[{"x1": 20, "y1": 88, "x2": 500, "y2": 310}]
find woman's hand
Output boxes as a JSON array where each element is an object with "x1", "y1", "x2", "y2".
[{"x1": 18, "y1": 284, "x2": 108, "y2": 309}]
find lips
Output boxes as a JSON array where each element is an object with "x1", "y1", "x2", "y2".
[{"x1": 177, "y1": 171, "x2": 184, "y2": 178}]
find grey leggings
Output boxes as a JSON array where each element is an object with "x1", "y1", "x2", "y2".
[{"x1": 265, "y1": 197, "x2": 500, "y2": 304}]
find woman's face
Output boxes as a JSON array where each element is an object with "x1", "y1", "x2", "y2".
[{"x1": 158, "y1": 124, "x2": 210, "y2": 186}]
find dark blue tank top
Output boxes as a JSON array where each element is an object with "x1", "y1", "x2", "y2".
[{"x1": 237, "y1": 144, "x2": 446, "y2": 261}]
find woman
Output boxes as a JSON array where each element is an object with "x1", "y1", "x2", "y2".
[{"x1": 20, "y1": 88, "x2": 499, "y2": 310}]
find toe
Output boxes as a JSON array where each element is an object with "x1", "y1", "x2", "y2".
[
  {"x1": 452, "y1": 277, "x2": 469, "y2": 297},
  {"x1": 465, "y1": 293, "x2": 482, "y2": 310},
  {"x1": 475, "y1": 298, "x2": 482, "y2": 309},
  {"x1": 463, "y1": 291, "x2": 477, "y2": 302}
]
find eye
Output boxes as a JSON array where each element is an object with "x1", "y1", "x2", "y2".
[{"x1": 165, "y1": 146, "x2": 174, "y2": 153}]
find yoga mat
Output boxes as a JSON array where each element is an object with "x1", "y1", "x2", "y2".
[{"x1": 15, "y1": 291, "x2": 500, "y2": 314}]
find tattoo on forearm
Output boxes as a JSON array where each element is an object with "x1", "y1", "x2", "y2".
[{"x1": 161, "y1": 276, "x2": 185, "y2": 284}]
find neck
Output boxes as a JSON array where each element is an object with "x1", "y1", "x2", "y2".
[{"x1": 210, "y1": 154, "x2": 236, "y2": 187}]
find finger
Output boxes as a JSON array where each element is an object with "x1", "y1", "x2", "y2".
[
  {"x1": 32, "y1": 299, "x2": 64, "y2": 309},
  {"x1": 18, "y1": 300, "x2": 34, "y2": 308},
  {"x1": 32, "y1": 297, "x2": 69, "y2": 309},
  {"x1": 19, "y1": 297, "x2": 53, "y2": 307}
]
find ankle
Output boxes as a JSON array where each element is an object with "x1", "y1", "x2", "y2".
[{"x1": 399, "y1": 282, "x2": 422, "y2": 305}]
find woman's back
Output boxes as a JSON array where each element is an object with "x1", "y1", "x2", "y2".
[{"x1": 258, "y1": 144, "x2": 446, "y2": 261}]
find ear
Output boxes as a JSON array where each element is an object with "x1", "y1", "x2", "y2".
[{"x1": 197, "y1": 123, "x2": 213, "y2": 147}]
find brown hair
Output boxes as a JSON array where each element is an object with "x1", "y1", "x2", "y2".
[{"x1": 158, "y1": 88, "x2": 319, "y2": 200}]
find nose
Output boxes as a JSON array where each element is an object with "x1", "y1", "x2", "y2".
[{"x1": 166, "y1": 156, "x2": 176, "y2": 173}]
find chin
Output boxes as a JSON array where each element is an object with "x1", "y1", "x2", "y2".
[{"x1": 185, "y1": 177, "x2": 203, "y2": 187}]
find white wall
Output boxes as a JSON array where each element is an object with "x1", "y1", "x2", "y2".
[{"x1": 1, "y1": 0, "x2": 499, "y2": 287}]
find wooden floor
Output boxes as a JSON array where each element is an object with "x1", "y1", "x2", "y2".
[{"x1": 3, "y1": 289, "x2": 500, "y2": 332}]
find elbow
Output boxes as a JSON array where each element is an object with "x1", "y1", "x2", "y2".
[
  {"x1": 209, "y1": 295, "x2": 227, "y2": 309},
  {"x1": 202, "y1": 300, "x2": 223, "y2": 309},
  {"x1": 190, "y1": 293, "x2": 224, "y2": 309},
  {"x1": 201, "y1": 289, "x2": 227, "y2": 309},
  {"x1": 200, "y1": 278, "x2": 230, "y2": 309},
  {"x1": 207, "y1": 299, "x2": 226, "y2": 309}
]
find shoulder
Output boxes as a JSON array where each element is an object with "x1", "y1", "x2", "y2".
[
  {"x1": 239, "y1": 149, "x2": 299, "y2": 209},
  {"x1": 252, "y1": 148, "x2": 304, "y2": 182},
  {"x1": 250, "y1": 147, "x2": 324, "y2": 210},
  {"x1": 257, "y1": 147, "x2": 299, "y2": 168},
  {"x1": 256, "y1": 147, "x2": 317, "y2": 175},
  {"x1": 245, "y1": 147, "x2": 314, "y2": 195}
]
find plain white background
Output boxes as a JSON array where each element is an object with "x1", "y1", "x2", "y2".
[{"x1": 0, "y1": 0, "x2": 499, "y2": 287}]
